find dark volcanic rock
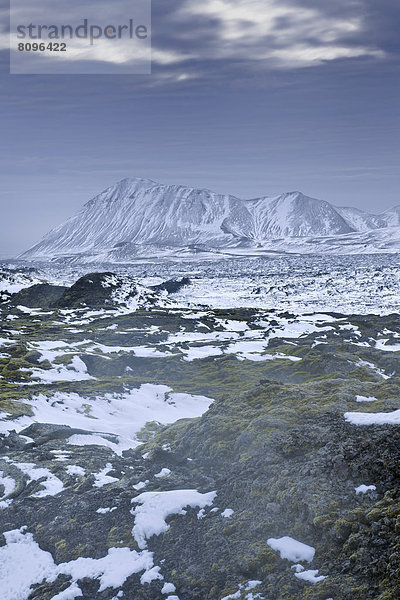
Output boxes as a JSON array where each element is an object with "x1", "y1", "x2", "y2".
[
  {"x1": 54, "y1": 272, "x2": 117, "y2": 308},
  {"x1": 151, "y1": 277, "x2": 191, "y2": 294},
  {"x1": 19, "y1": 423, "x2": 96, "y2": 444},
  {"x1": 10, "y1": 283, "x2": 67, "y2": 308}
]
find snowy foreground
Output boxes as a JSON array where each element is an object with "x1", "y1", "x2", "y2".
[
  {"x1": 0, "y1": 262, "x2": 400, "y2": 599},
  {"x1": 6, "y1": 252, "x2": 400, "y2": 314}
]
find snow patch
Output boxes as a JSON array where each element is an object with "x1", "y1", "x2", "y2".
[
  {"x1": 267, "y1": 537, "x2": 315, "y2": 563},
  {"x1": 294, "y1": 566, "x2": 327, "y2": 584},
  {"x1": 11, "y1": 462, "x2": 64, "y2": 498},
  {"x1": 0, "y1": 471, "x2": 16, "y2": 499},
  {"x1": 93, "y1": 464, "x2": 119, "y2": 488},
  {"x1": 66, "y1": 465, "x2": 85, "y2": 477},
  {"x1": 345, "y1": 409, "x2": 400, "y2": 425},
  {"x1": 221, "y1": 580, "x2": 262, "y2": 600},
  {"x1": 355, "y1": 484, "x2": 376, "y2": 495},
  {"x1": 131, "y1": 489, "x2": 217, "y2": 549},
  {"x1": 154, "y1": 468, "x2": 171, "y2": 479},
  {"x1": 356, "y1": 395, "x2": 376, "y2": 403},
  {"x1": 133, "y1": 480, "x2": 149, "y2": 491},
  {"x1": 96, "y1": 507, "x2": 117, "y2": 514},
  {"x1": 161, "y1": 582, "x2": 176, "y2": 594},
  {"x1": 0, "y1": 527, "x2": 157, "y2": 600}
]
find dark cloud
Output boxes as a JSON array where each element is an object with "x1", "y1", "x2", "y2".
[{"x1": 146, "y1": 0, "x2": 395, "y2": 83}]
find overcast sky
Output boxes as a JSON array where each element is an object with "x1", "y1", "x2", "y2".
[{"x1": 0, "y1": 0, "x2": 399, "y2": 256}]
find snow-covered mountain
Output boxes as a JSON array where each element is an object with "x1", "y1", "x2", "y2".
[
  {"x1": 21, "y1": 177, "x2": 400, "y2": 261},
  {"x1": 335, "y1": 206, "x2": 386, "y2": 232},
  {"x1": 380, "y1": 206, "x2": 400, "y2": 227},
  {"x1": 248, "y1": 192, "x2": 353, "y2": 238}
]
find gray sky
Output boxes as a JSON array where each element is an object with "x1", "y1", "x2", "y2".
[{"x1": 0, "y1": 0, "x2": 399, "y2": 256}]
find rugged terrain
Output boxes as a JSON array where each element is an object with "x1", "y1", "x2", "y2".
[{"x1": 1, "y1": 264, "x2": 400, "y2": 599}]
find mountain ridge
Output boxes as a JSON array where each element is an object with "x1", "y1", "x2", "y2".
[{"x1": 21, "y1": 177, "x2": 400, "y2": 260}]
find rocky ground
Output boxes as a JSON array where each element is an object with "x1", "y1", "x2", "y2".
[{"x1": 1, "y1": 268, "x2": 400, "y2": 599}]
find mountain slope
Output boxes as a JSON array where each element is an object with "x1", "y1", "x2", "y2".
[
  {"x1": 23, "y1": 178, "x2": 238, "y2": 256},
  {"x1": 336, "y1": 205, "x2": 400, "y2": 231},
  {"x1": 335, "y1": 206, "x2": 386, "y2": 232},
  {"x1": 250, "y1": 192, "x2": 354, "y2": 239},
  {"x1": 20, "y1": 177, "x2": 400, "y2": 260},
  {"x1": 380, "y1": 205, "x2": 400, "y2": 227}
]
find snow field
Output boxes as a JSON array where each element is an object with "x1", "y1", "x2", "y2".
[{"x1": 0, "y1": 384, "x2": 214, "y2": 455}]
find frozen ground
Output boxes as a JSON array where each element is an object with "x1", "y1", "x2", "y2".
[
  {"x1": 1, "y1": 257, "x2": 400, "y2": 599},
  {"x1": 6, "y1": 253, "x2": 400, "y2": 314}
]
